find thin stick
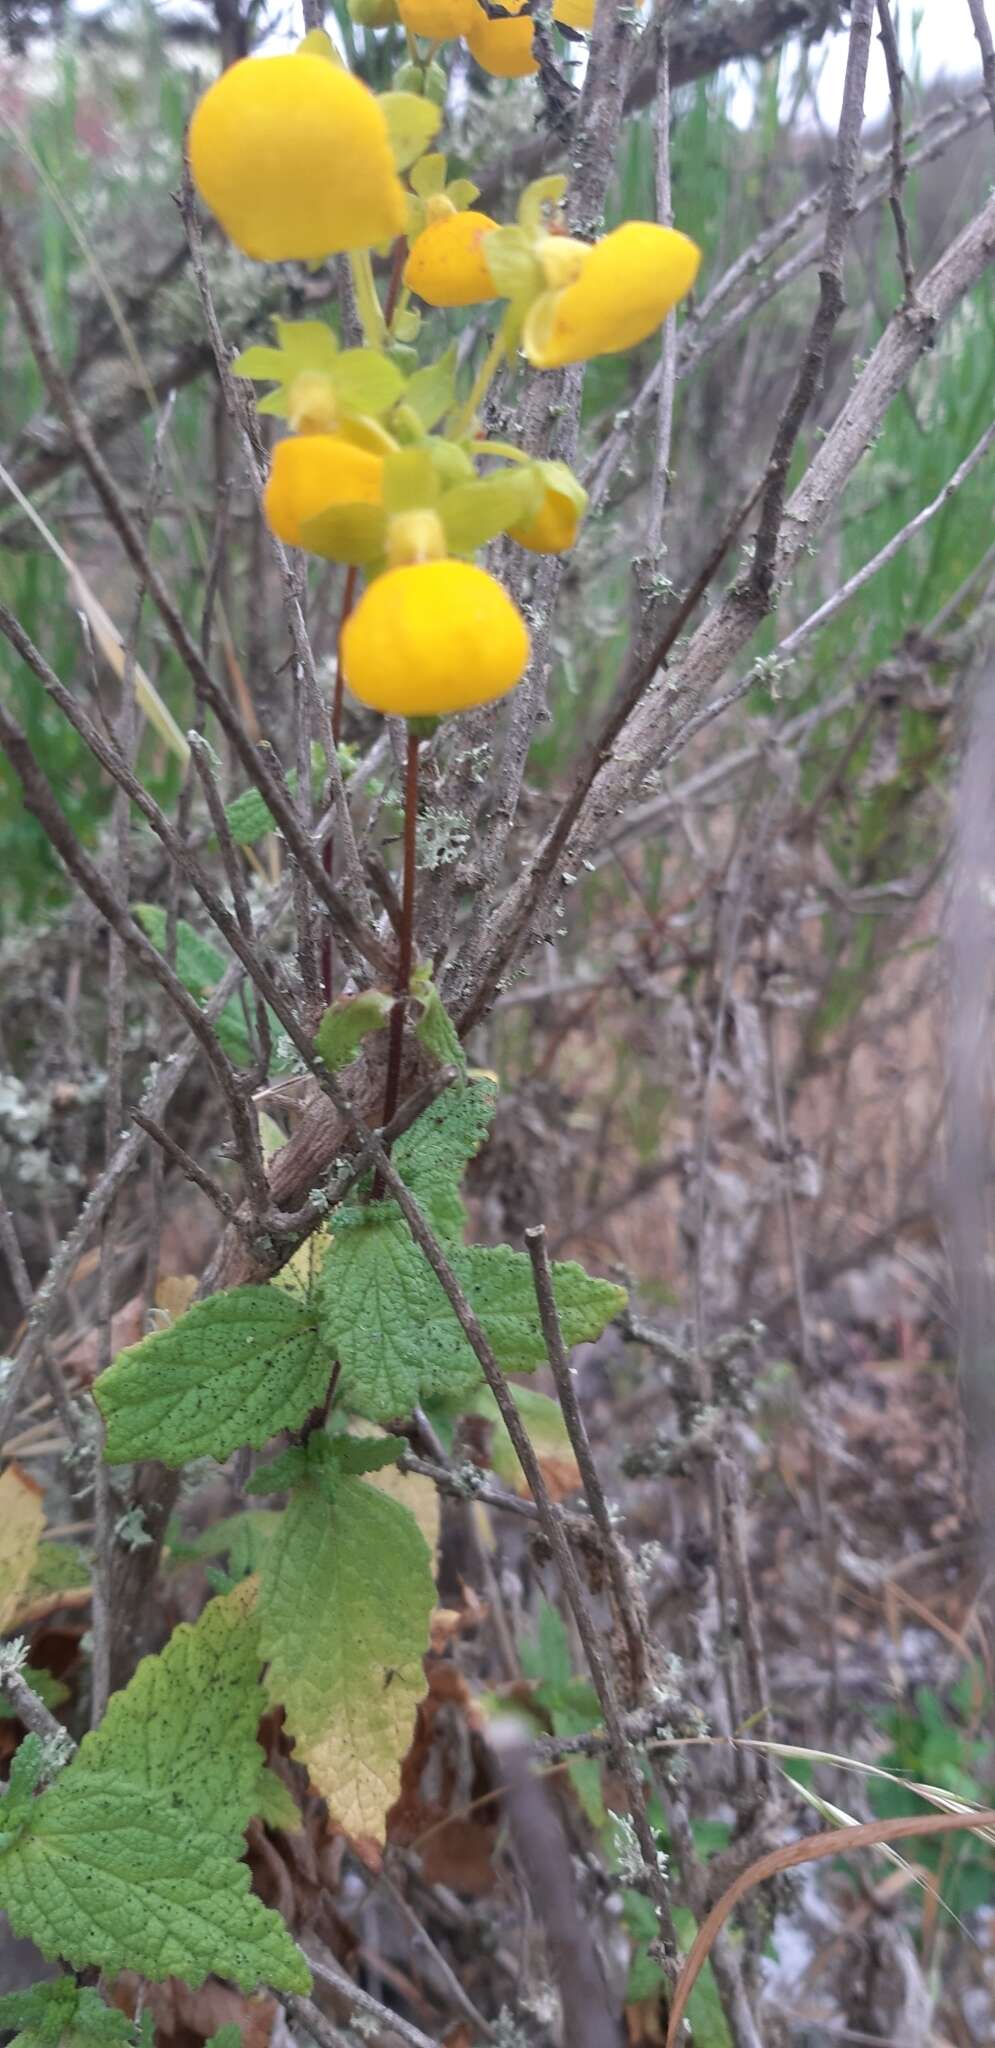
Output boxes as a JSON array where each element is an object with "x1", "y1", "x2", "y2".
[
  {"x1": 964, "y1": 0, "x2": 995, "y2": 133},
  {"x1": 525, "y1": 1224, "x2": 648, "y2": 1698},
  {"x1": 372, "y1": 730, "x2": 420, "y2": 1196},
  {"x1": 322, "y1": 564, "x2": 357, "y2": 1004},
  {"x1": 0, "y1": 1663, "x2": 76, "y2": 1753}
]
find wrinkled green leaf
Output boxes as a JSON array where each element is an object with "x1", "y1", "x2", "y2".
[
  {"x1": 316, "y1": 989, "x2": 394, "y2": 1073},
  {"x1": 259, "y1": 1473, "x2": 433, "y2": 1839},
  {"x1": 94, "y1": 1286, "x2": 326, "y2": 1466}
]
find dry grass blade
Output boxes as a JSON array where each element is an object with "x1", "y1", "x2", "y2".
[{"x1": 665, "y1": 1804, "x2": 995, "y2": 2044}]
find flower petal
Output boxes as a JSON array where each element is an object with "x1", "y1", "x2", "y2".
[
  {"x1": 264, "y1": 436, "x2": 384, "y2": 549},
  {"x1": 404, "y1": 211, "x2": 502, "y2": 308},
  {"x1": 342, "y1": 561, "x2": 529, "y2": 717},
  {"x1": 465, "y1": 0, "x2": 538, "y2": 78},
  {"x1": 523, "y1": 221, "x2": 700, "y2": 368},
  {"x1": 189, "y1": 54, "x2": 406, "y2": 262}
]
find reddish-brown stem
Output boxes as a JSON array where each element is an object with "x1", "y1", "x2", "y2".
[
  {"x1": 383, "y1": 237, "x2": 407, "y2": 327},
  {"x1": 371, "y1": 730, "x2": 420, "y2": 1199},
  {"x1": 321, "y1": 566, "x2": 358, "y2": 1004}
]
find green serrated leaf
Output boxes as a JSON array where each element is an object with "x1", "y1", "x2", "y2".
[
  {"x1": 410, "y1": 965, "x2": 466, "y2": 1075},
  {"x1": 440, "y1": 467, "x2": 541, "y2": 553},
  {"x1": 94, "y1": 1286, "x2": 326, "y2": 1466},
  {"x1": 379, "y1": 90, "x2": 441, "y2": 170},
  {"x1": 166, "y1": 1509, "x2": 279, "y2": 1574},
  {"x1": 254, "y1": 1765, "x2": 300, "y2": 1834},
  {"x1": 317, "y1": 1212, "x2": 483, "y2": 1419},
  {"x1": 73, "y1": 1583, "x2": 263, "y2": 1844},
  {"x1": 0, "y1": 1776, "x2": 308, "y2": 1992},
  {"x1": 205, "y1": 2028, "x2": 244, "y2": 2048},
  {"x1": 0, "y1": 1980, "x2": 135, "y2": 2048},
  {"x1": 315, "y1": 989, "x2": 394, "y2": 1073},
  {"x1": 318, "y1": 1209, "x2": 624, "y2": 1421},
  {"x1": 330, "y1": 1432, "x2": 406, "y2": 1476},
  {"x1": 0, "y1": 1591, "x2": 308, "y2": 1995},
  {"x1": 259, "y1": 1474, "x2": 433, "y2": 1839},
  {"x1": 456, "y1": 1242, "x2": 626, "y2": 1372},
  {"x1": 403, "y1": 345, "x2": 458, "y2": 431},
  {"x1": 331, "y1": 348, "x2": 405, "y2": 415},
  {"x1": 133, "y1": 906, "x2": 287, "y2": 1069},
  {"x1": 391, "y1": 1074, "x2": 497, "y2": 1240}
]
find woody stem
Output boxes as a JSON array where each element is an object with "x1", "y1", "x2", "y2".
[
  {"x1": 371, "y1": 729, "x2": 419, "y2": 1197},
  {"x1": 321, "y1": 565, "x2": 357, "y2": 1005}
]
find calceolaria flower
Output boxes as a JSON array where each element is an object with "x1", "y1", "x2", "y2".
[
  {"x1": 397, "y1": 0, "x2": 472, "y2": 37},
  {"x1": 405, "y1": 209, "x2": 502, "y2": 307},
  {"x1": 553, "y1": 0, "x2": 594, "y2": 24},
  {"x1": 465, "y1": 0, "x2": 538, "y2": 78},
  {"x1": 264, "y1": 436, "x2": 384, "y2": 550},
  {"x1": 521, "y1": 222, "x2": 701, "y2": 368},
  {"x1": 507, "y1": 458, "x2": 587, "y2": 554},
  {"x1": 189, "y1": 49, "x2": 406, "y2": 261},
  {"x1": 233, "y1": 320, "x2": 404, "y2": 439},
  {"x1": 342, "y1": 560, "x2": 529, "y2": 717}
]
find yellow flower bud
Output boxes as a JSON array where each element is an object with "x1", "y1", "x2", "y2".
[
  {"x1": 287, "y1": 370, "x2": 340, "y2": 434},
  {"x1": 404, "y1": 210, "x2": 502, "y2": 308},
  {"x1": 465, "y1": 0, "x2": 538, "y2": 78},
  {"x1": 264, "y1": 435, "x2": 383, "y2": 549},
  {"x1": 398, "y1": 0, "x2": 472, "y2": 36},
  {"x1": 386, "y1": 508, "x2": 447, "y2": 566},
  {"x1": 508, "y1": 462, "x2": 586, "y2": 554},
  {"x1": 189, "y1": 54, "x2": 407, "y2": 262},
  {"x1": 342, "y1": 560, "x2": 529, "y2": 717},
  {"x1": 523, "y1": 221, "x2": 701, "y2": 368},
  {"x1": 553, "y1": 0, "x2": 594, "y2": 26}
]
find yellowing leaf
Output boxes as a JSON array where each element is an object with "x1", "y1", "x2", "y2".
[
  {"x1": 258, "y1": 1476, "x2": 434, "y2": 1841},
  {"x1": 352, "y1": 1424, "x2": 441, "y2": 1562},
  {"x1": 0, "y1": 1465, "x2": 45, "y2": 1634}
]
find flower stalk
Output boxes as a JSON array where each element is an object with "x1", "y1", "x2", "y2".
[{"x1": 371, "y1": 726, "x2": 420, "y2": 1196}]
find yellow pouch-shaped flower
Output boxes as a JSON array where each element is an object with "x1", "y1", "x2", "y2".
[
  {"x1": 523, "y1": 221, "x2": 700, "y2": 368},
  {"x1": 508, "y1": 459, "x2": 587, "y2": 554},
  {"x1": 342, "y1": 560, "x2": 529, "y2": 716},
  {"x1": 398, "y1": 0, "x2": 472, "y2": 37},
  {"x1": 553, "y1": 0, "x2": 594, "y2": 26},
  {"x1": 465, "y1": 0, "x2": 538, "y2": 78},
  {"x1": 189, "y1": 53, "x2": 407, "y2": 261},
  {"x1": 264, "y1": 436, "x2": 384, "y2": 549},
  {"x1": 405, "y1": 210, "x2": 502, "y2": 307}
]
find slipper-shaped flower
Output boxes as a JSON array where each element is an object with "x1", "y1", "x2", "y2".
[
  {"x1": 507, "y1": 459, "x2": 587, "y2": 554},
  {"x1": 465, "y1": 0, "x2": 538, "y2": 78},
  {"x1": 522, "y1": 220, "x2": 700, "y2": 368},
  {"x1": 553, "y1": 0, "x2": 594, "y2": 24},
  {"x1": 264, "y1": 436, "x2": 384, "y2": 550},
  {"x1": 405, "y1": 208, "x2": 502, "y2": 307},
  {"x1": 398, "y1": 0, "x2": 472, "y2": 37},
  {"x1": 342, "y1": 560, "x2": 529, "y2": 717},
  {"x1": 189, "y1": 52, "x2": 406, "y2": 261}
]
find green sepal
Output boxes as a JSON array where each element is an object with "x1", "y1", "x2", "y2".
[
  {"x1": 404, "y1": 344, "x2": 458, "y2": 431},
  {"x1": 379, "y1": 90, "x2": 442, "y2": 171},
  {"x1": 517, "y1": 172, "x2": 568, "y2": 232},
  {"x1": 482, "y1": 223, "x2": 542, "y2": 300},
  {"x1": 391, "y1": 307, "x2": 422, "y2": 344},
  {"x1": 409, "y1": 150, "x2": 447, "y2": 198},
  {"x1": 297, "y1": 25, "x2": 339, "y2": 60},
  {"x1": 331, "y1": 348, "x2": 406, "y2": 415},
  {"x1": 382, "y1": 444, "x2": 440, "y2": 515},
  {"x1": 440, "y1": 466, "x2": 542, "y2": 553},
  {"x1": 316, "y1": 989, "x2": 394, "y2": 1073},
  {"x1": 299, "y1": 501, "x2": 387, "y2": 565}
]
